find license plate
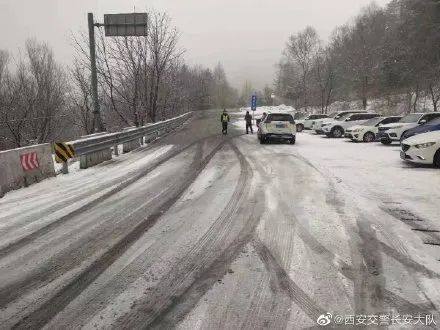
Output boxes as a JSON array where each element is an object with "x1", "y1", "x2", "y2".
[
  {"x1": 400, "y1": 151, "x2": 406, "y2": 160},
  {"x1": 276, "y1": 124, "x2": 286, "y2": 128}
]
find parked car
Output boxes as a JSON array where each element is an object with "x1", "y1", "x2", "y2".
[
  {"x1": 258, "y1": 113, "x2": 296, "y2": 144},
  {"x1": 377, "y1": 112, "x2": 440, "y2": 145},
  {"x1": 322, "y1": 113, "x2": 380, "y2": 138},
  {"x1": 294, "y1": 112, "x2": 306, "y2": 120},
  {"x1": 296, "y1": 114, "x2": 329, "y2": 132},
  {"x1": 313, "y1": 111, "x2": 367, "y2": 134},
  {"x1": 401, "y1": 131, "x2": 440, "y2": 167},
  {"x1": 344, "y1": 116, "x2": 402, "y2": 142},
  {"x1": 400, "y1": 117, "x2": 440, "y2": 140}
]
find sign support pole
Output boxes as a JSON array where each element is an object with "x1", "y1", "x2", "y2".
[{"x1": 88, "y1": 13, "x2": 104, "y2": 132}]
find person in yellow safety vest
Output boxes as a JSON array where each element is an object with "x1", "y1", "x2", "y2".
[{"x1": 220, "y1": 109, "x2": 230, "y2": 135}]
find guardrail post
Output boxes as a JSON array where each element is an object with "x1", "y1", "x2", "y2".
[{"x1": 62, "y1": 162, "x2": 69, "y2": 174}]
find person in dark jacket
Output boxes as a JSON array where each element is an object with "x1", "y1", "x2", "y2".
[
  {"x1": 220, "y1": 109, "x2": 230, "y2": 135},
  {"x1": 245, "y1": 111, "x2": 253, "y2": 134}
]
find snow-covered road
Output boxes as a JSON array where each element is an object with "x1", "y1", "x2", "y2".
[{"x1": 0, "y1": 110, "x2": 439, "y2": 329}]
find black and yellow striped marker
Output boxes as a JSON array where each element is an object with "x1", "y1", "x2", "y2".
[{"x1": 54, "y1": 142, "x2": 75, "y2": 163}]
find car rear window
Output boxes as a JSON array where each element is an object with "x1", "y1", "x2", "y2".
[{"x1": 267, "y1": 114, "x2": 294, "y2": 122}]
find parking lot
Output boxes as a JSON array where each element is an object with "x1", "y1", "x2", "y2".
[{"x1": 294, "y1": 131, "x2": 439, "y2": 222}]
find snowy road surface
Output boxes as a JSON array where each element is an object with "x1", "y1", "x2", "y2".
[{"x1": 1, "y1": 110, "x2": 440, "y2": 329}]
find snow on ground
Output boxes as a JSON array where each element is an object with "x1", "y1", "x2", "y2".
[
  {"x1": 45, "y1": 145, "x2": 243, "y2": 328},
  {"x1": 2, "y1": 110, "x2": 440, "y2": 328},
  {"x1": 53, "y1": 155, "x2": 81, "y2": 174},
  {"x1": 6, "y1": 143, "x2": 173, "y2": 203},
  {"x1": 251, "y1": 130, "x2": 440, "y2": 283},
  {"x1": 0, "y1": 144, "x2": 174, "y2": 245},
  {"x1": 295, "y1": 131, "x2": 440, "y2": 220},
  {"x1": 231, "y1": 131, "x2": 440, "y2": 321}
]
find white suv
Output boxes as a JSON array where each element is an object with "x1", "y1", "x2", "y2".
[
  {"x1": 377, "y1": 112, "x2": 440, "y2": 145},
  {"x1": 296, "y1": 114, "x2": 329, "y2": 132},
  {"x1": 258, "y1": 113, "x2": 296, "y2": 144},
  {"x1": 313, "y1": 111, "x2": 366, "y2": 134},
  {"x1": 322, "y1": 113, "x2": 380, "y2": 138}
]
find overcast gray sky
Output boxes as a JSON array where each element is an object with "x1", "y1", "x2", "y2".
[{"x1": 0, "y1": 0, "x2": 391, "y2": 90}]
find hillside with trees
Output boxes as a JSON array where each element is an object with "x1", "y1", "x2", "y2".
[{"x1": 275, "y1": 0, "x2": 440, "y2": 114}]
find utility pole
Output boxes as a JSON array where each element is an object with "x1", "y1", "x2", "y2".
[
  {"x1": 86, "y1": 12, "x2": 147, "y2": 132},
  {"x1": 88, "y1": 13, "x2": 105, "y2": 132}
]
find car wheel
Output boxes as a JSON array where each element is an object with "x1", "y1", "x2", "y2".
[
  {"x1": 331, "y1": 127, "x2": 343, "y2": 138},
  {"x1": 363, "y1": 132, "x2": 375, "y2": 143},
  {"x1": 381, "y1": 139, "x2": 392, "y2": 145},
  {"x1": 260, "y1": 135, "x2": 266, "y2": 144},
  {"x1": 290, "y1": 136, "x2": 296, "y2": 144},
  {"x1": 296, "y1": 124, "x2": 304, "y2": 132},
  {"x1": 434, "y1": 149, "x2": 440, "y2": 168}
]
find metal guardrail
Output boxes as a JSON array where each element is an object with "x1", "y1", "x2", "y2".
[{"x1": 59, "y1": 112, "x2": 191, "y2": 173}]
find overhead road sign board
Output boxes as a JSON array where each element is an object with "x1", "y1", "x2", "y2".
[{"x1": 104, "y1": 13, "x2": 148, "y2": 37}]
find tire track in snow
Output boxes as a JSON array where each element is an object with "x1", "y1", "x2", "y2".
[
  {"x1": 244, "y1": 137, "x2": 438, "y2": 320},
  {"x1": 252, "y1": 238, "x2": 327, "y2": 322},
  {"x1": 325, "y1": 182, "x2": 440, "y2": 315},
  {"x1": 0, "y1": 144, "x2": 201, "y2": 313},
  {"x1": 0, "y1": 118, "x2": 193, "y2": 223},
  {"x1": 8, "y1": 137, "x2": 230, "y2": 329},
  {"x1": 0, "y1": 135, "x2": 223, "y2": 260},
  {"x1": 151, "y1": 197, "x2": 266, "y2": 329},
  {"x1": 111, "y1": 140, "x2": 254, "y2": 328}
]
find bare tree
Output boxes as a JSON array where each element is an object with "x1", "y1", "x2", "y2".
[
  {"x1": 285, "y1": 26, "x2": 321, "y2": 110},
  {"x1": 148, "y1": 11, "x2": 182, "y2": 122},
  {"x1": 0, "y1": 40, "x2": 68, "y2": 148},
  {"x1": 311, "y1": 47, "x2": 335, "y2": 113},
  {"x1": 70, "y1": 60, "x2": 94, "y2": 134},
  {"x1": 0, "y1": 50, "x2": 12, "y2": 149},
  {"x1": 72, "y1": 10, "x2": 185, "y2": 128}
]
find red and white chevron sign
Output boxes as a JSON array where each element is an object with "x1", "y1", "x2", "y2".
[{"x1": 20, "y1": 152, "x2": 40, "y2": 171}]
